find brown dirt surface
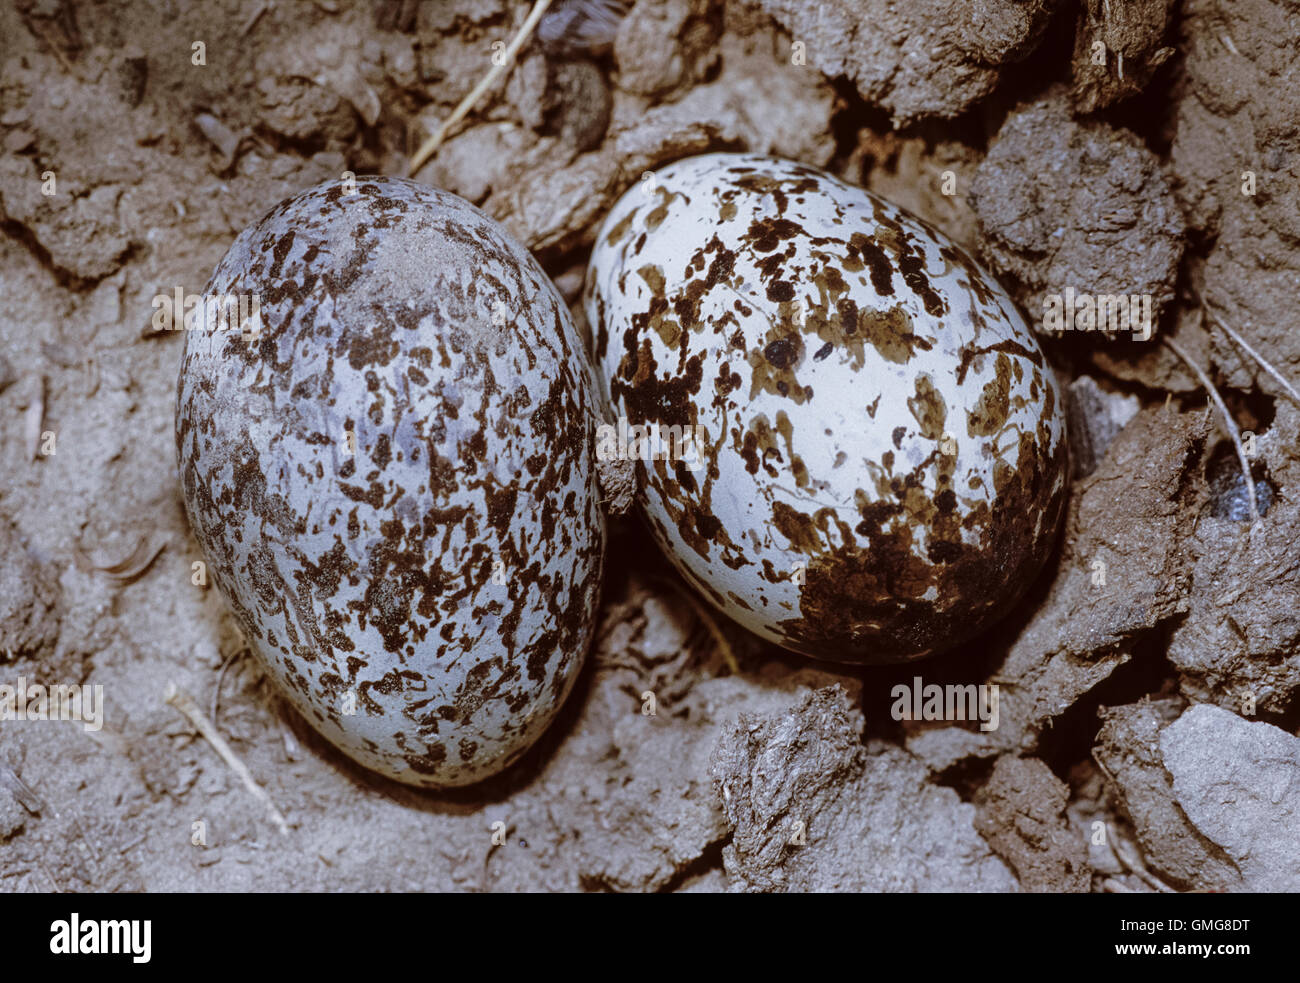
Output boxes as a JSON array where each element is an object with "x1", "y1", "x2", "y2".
[{"x1": 3, "y1": 0, "x2": 1300, "y2": 894}]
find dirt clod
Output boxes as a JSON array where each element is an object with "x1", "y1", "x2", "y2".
[
  {"x1": 1161, "y1": 704, "x2": 1300, "y2": 891},
  {"x1": 0, "y1": 515, "x2": 61, "y2": 664},
  {"x1": 975, "y1": 756, "x2": 1091, "y2": 892},
  {"x1": 711, "y1": 687, "x2": 1018, "y2": 892},
  {"x1": 971, "y1": 90, "x2": 1185, "y2": 333},
  {"x1": 1070, "y1": 0, "x2": 1177, "y2": 112},
  {"x1": 754, "y1": 0, "x2": 1057, "y2": 125}
]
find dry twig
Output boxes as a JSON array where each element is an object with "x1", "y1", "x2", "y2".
[
  {"x1": 74, "y1": 535, "x2": 166, "y2": 583},
  {"x1": 211, "y1": 647, "x2": 246, "y2": 727},
  {"x1": 652, "y1": 575, "x2": 742, "y2": 675},
  {"x1": 1163, "y1": 332, "x2": 1259, "y2": 524},
  {"x1": 164, "y1": 683, "x2": 290, "y2": 836},
  {"x1": 407, "y1": 0, "x2": 552, "y2": 175},
  {"x1": 1194, "y1": 285, "x2": 1300, "y2": 409}
]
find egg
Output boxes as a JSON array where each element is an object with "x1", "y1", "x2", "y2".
[
  {"x1": 585, "y1": 153, "x2": 1067, "y2": 663},
  {"x1": 175, "y1": 175, "x2": 605, "y2": 787}
]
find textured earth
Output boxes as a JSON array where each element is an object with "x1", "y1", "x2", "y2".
[{"x1": 1, "y1": 0, "x2": 1299, "y2": 894}]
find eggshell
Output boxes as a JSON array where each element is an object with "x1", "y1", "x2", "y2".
[
  {"x1": 176, "y1": 176, "x2": 605, "y2": 786},
  {"x1": 585, "y1": 153, "x2": 1067, "y2": 663}
]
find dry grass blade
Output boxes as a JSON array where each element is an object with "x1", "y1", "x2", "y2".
[
  {"x1": 407, "y1": 0, "x2": 553, "y2": 175},
  {"x1": 20, "y1": 14, "x2": 82, "y2": 80},
  {"x1": 1110, "y1": 832, "x2": 1176, "y2": 893},
  {"x1": 1194, "y1": 285, "x2": 1300, "y2": 409},
  {"x1": 75, "y1": 535, "x2": 166, "y2": 582},
  {"x1": 1163, "y1": 332, "x2": 1259, "y2": 524},
  {"x1": 165, "y1": 683, "x2": 290, "y2": 836},
  {"x1": 0, "y1": 760, "x2": 45, "y2": 814},
  {"x1": 240, "y1": 0, "x2": 268, "y2": 37},
  {"x1": 652, "y1": 575, "x2": 742, "y2": 675},
  {"x1": 211, "y1": 647, "x2": 247, "y2": 727},
  {"x1": 21, "y1": 375, "x2": 45, "y2": 461}
]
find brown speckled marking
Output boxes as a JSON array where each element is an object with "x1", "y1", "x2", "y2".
[
  {"x1": 586, "y1": 153, "x2": 1067, "y2": 664},
  {"x1": 178, "y1": 176, "x2": 605, "y2": 786}
]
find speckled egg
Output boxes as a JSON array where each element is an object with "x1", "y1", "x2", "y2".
[
  {"x1": 585, "y1": 153, "x2": 1067, "y2": 663},
  {"x1": 176, "y1": 175, "x2": 605, "y2": 787}
]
